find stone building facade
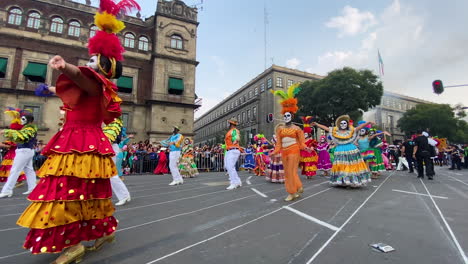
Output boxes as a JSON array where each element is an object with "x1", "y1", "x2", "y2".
[
  {"x1": 194, "y1": 65, "x2": 323, "y2": 146},
  {"x1": 0, "y1": 0, "x2": 199, "y2": 142},
  {"x1": 362, "y1": 91, "x2": 434, "y2": 142}
]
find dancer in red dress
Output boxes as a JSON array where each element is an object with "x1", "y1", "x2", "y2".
[
  {"x1": 154, "y1": 147, "x2": 169, "y2": 174},
  {"x1": 300, "y1": 116, "x2": 318, "y2": 179},
  {"x1": 16, "y1": 0, "x2": 140, "y2": 263}
]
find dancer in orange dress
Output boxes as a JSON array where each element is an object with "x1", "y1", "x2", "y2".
[
  {"x1": 271, "y1": 84, "x2": 311, "y2": 201},
  {"x1": 16, "y1": 0, "x2": 140, "y2": 263}
]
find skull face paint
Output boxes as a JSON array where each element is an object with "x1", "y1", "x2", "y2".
[
  {"x1": 359, "y1": 128, "x2": 367, "y2": 136},
  {"x1": 339, "y1": 120, "x2": 348, "y2": 130},
  {"x1": 86, "y1": 55, "x2": 99, "y2": 70},
  {"x1": 284, "y1": 112, "x2": 292, "y2": 123},
  {"x1": 20, "y1": 116, "x2": 28, "y2": 125}
]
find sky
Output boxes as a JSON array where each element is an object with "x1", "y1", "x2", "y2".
[{"x1": 77, "y1": 0, "x2": 468, "y2": 118}]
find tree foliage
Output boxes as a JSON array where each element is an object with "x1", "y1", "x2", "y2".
[
  {"x1": 297, "y1": 67, "x2": 383, "y2": 126},
  {"x1": 397, "y1": 103, "x2": 468, "y2": 142}
]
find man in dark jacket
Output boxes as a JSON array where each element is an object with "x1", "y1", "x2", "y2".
[{"x1": 413, "y1": 130, "x2": 435, "y2": 179}]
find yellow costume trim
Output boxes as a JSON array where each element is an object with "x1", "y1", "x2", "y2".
[
  {"x1": 17, "y1": 199, "x2": 114, "y2": 229},
  {"x1": 0, "y1": 159, "x2": 13, "y2": 166},
  {"x1": 38, "y1": 154, "x2": 117, "y2": 179},
  {"x1": 331, "y1": 126, "x2": 355, "y2": 140}
]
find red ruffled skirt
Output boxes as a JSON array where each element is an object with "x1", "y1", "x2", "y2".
[
  {"x1": 0, "y1": 146, "x2": 26, "y2": 182},
  {"x1": 300, "y1": 150, "x2": 318, "y2": 178},
  {"x1": 17, "y1": 121, "x2": 117, "y2": 254}
]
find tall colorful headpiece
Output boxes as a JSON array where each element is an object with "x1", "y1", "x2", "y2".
[
  {"x1": 270, "y1": 83, "x2": 301, "y2": 114},
  {"x1": 301, "y1": 116, "x2": 314, "y2": 134},
  {"x1": 87, "y1": 0, "x2": 141, "y2": 78},
  {"x1": 4, "y1": 107, "x2": 32, "y2": 130}
]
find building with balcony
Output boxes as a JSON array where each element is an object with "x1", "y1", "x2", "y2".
[
  {"x1": 0, "y1": 0, "x2": 200, "y2": 142},
  {"x1": 194, "y1": 65, "x2": 323, "y2": 146}
]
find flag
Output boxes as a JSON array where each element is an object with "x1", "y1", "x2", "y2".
[{"x1": 378, "y1": 50, "x2": 384, "y2": 76}]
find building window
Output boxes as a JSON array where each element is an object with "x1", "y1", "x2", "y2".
[
  {"x1": 247, "y1": 109, "x2": 251, "y2": 120},
  {"x1": 8, "y1": 8, "x2": 22, "y2": 25},
  {"x1": 248, "y1": 91, "x2": 252, "y2": 98},
  {"x1": 90, "y1": 25, "x2": 98, "y2": 37},
  {"x1": 242, "y1": 112, "x2": 245, "y2": 123},
  {"x1": 117, "y1": 76, "x2": 133, "y2": 94},
  {"x1": 170, "y1": 34, "x2": 183, "y2": 49},
  {"x1": 237, "y1": 114, "x2": 240, "y2": 124},
  {"x1": 0, "y1": 58, "x2": 8, "y2": 78},
  {"x1": 121, "y1": 113, "x2": 130, "y2": 127},
  {"x1": 50, "y1": 17, "x2": 64, "y2": 33},
  {"x1": 276, "y1": 77, "x2": 283, "y2": 87},
  {"x1": 254, "y1": 87, "x2": 258, "y2": 96},
  {"x1": 267, "y1": 78, "x2": 272, "y2": 89},
  {"x1": 23, "y1": 105, "x2": 41, "y2": 124},
  {"x1": 260, "y1": 83, "x2": 265, "y2": 92},
  {"x1": 243, "y1": 95, "x2": 247, "y2": 102},
  {"x1": 231, "y1": 102, "x2": 234, "y2": 109},
  {"x1": 168, "y1": 77, "x2": 184, "y2": 95},
  {"x1": 27, "y1": 12, "x2": 41, "y2": 29},
  {"x1": 253, "y1": 106, "x2": 257, "y2": 119},
  {"x1": 138, "y1": 36, "x2": 149, "y2": 51},
  {"x1": 68, "y1": 21, "x2": 81, "y2": 37},
  {"x1": 124, "y1": 33, "x2": 135, "y2": 48},
  {"x1": 287, "y1": 79, "x2": 294, "y2": 87}
]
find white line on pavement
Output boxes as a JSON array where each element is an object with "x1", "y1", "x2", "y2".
[
  {"x1": 144, "y1": 187, "x2": 332, "y2": 264},
  {"x1": 0, "y1": 251, "x2": 28, "y2": 260},
  {"x1": 447, "y1": 175, "x2": 468, "y2": 187},
  {"x1": 246, "y1": 176, "x2": 252, "y2": 185},
  {"x1": 392, "y1": 189, "x2": 448, "y2": 199},
  {"x1": 306, "y1": 172, "x2": 394, "y2": 264},
  {"x1": 0, "y1": 226, "x2": 22, "y2": 232},
  {"x1": 251, "y1": 188, "x2": 268, "y2": 198},
  {"x1": 420, "y1": 179, "x2": 468, "y2": 264},
  {"x1": 283, "y1": 206, "x2": 340, "y2": 231}
]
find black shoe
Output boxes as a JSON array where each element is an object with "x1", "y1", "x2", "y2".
[
  {"x1": 428, "y1": 177, "x2": 433, "y2": 180},
  {"x1": 408, "y1": 171, "x2": 414, "y2": 173},
  {"x1": 449, "y1": 168, "x2": 454, "y2": 170},
  {"x1": 417, "y1": 175, "x2": 423, "y2": 178}
]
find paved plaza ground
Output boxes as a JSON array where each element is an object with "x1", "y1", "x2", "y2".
[{"x1": 0, "y1": 166, "x2": 467, "y2": 264}]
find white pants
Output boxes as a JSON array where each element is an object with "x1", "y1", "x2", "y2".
[
  {"x1": 1, "y1": 148, "x2": 36, "y2": 194},
  {"x1": 169, "y1": 151, "x2": 182, "y2": 182},
  {"x1": 110, "y1": 153, "x2": 130, "y2": 201},
  {"x1": 226, "y1": 149, "x2": 241, "y2": 185},
  {"x1": 396, "y1": 157, "x2": 409, "y2": 171}
]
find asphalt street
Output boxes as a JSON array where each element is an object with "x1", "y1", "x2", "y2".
[{"x1": 0, "y1": 166, "x2": 467, "y2": 264}]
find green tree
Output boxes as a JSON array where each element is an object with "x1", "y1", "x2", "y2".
[
  {"x1": 397, "y1": 103, "x2": 466, "y2": 141},
  {"x1": 297, "y1": 67, "x2": 383, "y2": 126}
]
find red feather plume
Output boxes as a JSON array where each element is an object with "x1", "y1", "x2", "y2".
[
  {"x1": 99, "y1": 0, "x2": 141, "y2": 16},
  {"x1": 88, "y1": 31, "x2": 125, "y2": 61}
]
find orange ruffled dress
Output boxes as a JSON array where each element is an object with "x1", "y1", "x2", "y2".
[{"x1": 17, "y1": 67, "x2": 121, "y2": 254}]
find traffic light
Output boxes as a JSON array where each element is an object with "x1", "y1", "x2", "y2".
[
  {"x1": 266, "y1": 113, "x2": 274, "y2": 123},
  {"x1": 432, "y1": 80, "x2": 444, "y2": 94}
]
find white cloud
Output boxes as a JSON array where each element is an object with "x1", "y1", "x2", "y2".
[
  {"x1": 325, "y1": 6, "x2": 377, "y2": 37},
  {"x1": 195, "y1": 96, "x2": 221, "y2": 119},
  {"x1": 286, "y1": 58, "x2": 301, "y2": 69}
]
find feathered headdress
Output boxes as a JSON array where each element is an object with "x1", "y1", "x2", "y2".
[
  {"x1": 102, "y1": 117, "x2": 123, "y2": 142},
  {"x1": 254, "y1": 134, "x2": 265, "y2": 142},
  {"x1": 301, "y1": 116, "x2": 314, "y2": 133},
  {"x1": 270, "y1": 83, "x2": 301, "y2": 114},
  {"x1": 87, "y1": 0, "x2": 140, "y2": 77},
  {"x1": 4, "y1": 107, "x2": 32, "y2": 130}
]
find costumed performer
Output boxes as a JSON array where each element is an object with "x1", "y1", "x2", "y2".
[
  {"x1": 153, "y1": 147, "x2": 169, "y2": 174},
  {"x1": 225, "y1": 118, "x2": 242, "y2": 190},
  {"x1": 0, "y1": 108, "x2": 29, "y2": 188},
  {"x1": 316, "y1": 135, "x2": 332, "y2": 175},
  {"x1": 0, "y1": 112, "x2": 38, "y2": 197},
  {"x1": 266, "y1": 134, "x2": 284, "y2": 183},
  {"x1": 300, "y1": 116, "x2": 318, "y2": 179},
  {"x1": 165, "y1": 126, "x2": 184, "y2": 186},
  {"x1": 355, "y1": 120, "x2": 375, "y2": 170},
  {"x1": 368, "y1": 128, "x2": 387, "y2": 178},
  {"x1": 253, "y1": 134, "x2": 268, "y2": 176},
  {"x1": 16, "y1": 0, "x2": 140, "y2": 262},
  {"x1": 240, "y1": 144, "x2": 255, "y2": 172},
  {"x1": 103, "y1": 118, "x2": 132, "y2": 206},
  {"x1": 313, "y1": 116, "x2": 373, "y2": 187},
  {"x1": 179, "y1": 137, "x2": 199, "y2": 178},
  {"x1": 271, "y1": 84, "x2": 310, "y2": 201}
]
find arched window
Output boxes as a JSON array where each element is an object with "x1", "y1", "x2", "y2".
[
  {"x1": 170, "y1": 34, "x2": 183, "y2": 49},
  {"x1": 124, "y1": 33, "x2": 135, "y2": 48},
  {"x1": 68, "y1": 21, "x2": 81, "y2": 37},
  {"x1": 7, "y1": 8, "x2": 22, "y2": 25},
  {"x1": 90, "y1": 25, "x2": 98, "y2": 37},
  {"x1": 27, "y1": 12, "x2": 41, "y2": 29},
  {"x1": 50, "y1": 17, "x2": 64, "y2": 33},
  {"x1": 138, "y1": 36, "x2": 149, "y2": 51}
]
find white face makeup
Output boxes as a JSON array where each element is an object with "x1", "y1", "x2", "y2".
[
  {"x1": 359, "y1": 128, "x2": 366, "y2": 136},
  {"x1": 339, "y1": 120, "x2": 348, "y2": 130},
  {"x1": 284, "y1": 112, "x2": 292, "y2": 123},
  {"x1": 20, "y1": 116, "x2": 28, "y2": 125},
  {"x1": 321, "y1": 137, "x2": 325, "y2": 142},
  {"x1": 86, "y1": 55, "x2": 99, "y2": 70}
]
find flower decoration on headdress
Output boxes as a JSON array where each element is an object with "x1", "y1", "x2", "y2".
[
  {"x1": 87, "y1": 0, "x2": 140, "y2": 77},
  {"x1": 301, "y1": 116, "x2": 314, "y2": 134},
  {"x1": 270, "y1": 83, "x2": 301, "y2": 114},
  {"x1": 254, "y1": 134, "x2": 266, "y2": 143},
  {"x1": 4, "y1": 107, "x2": 32, "y2": 130}
]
